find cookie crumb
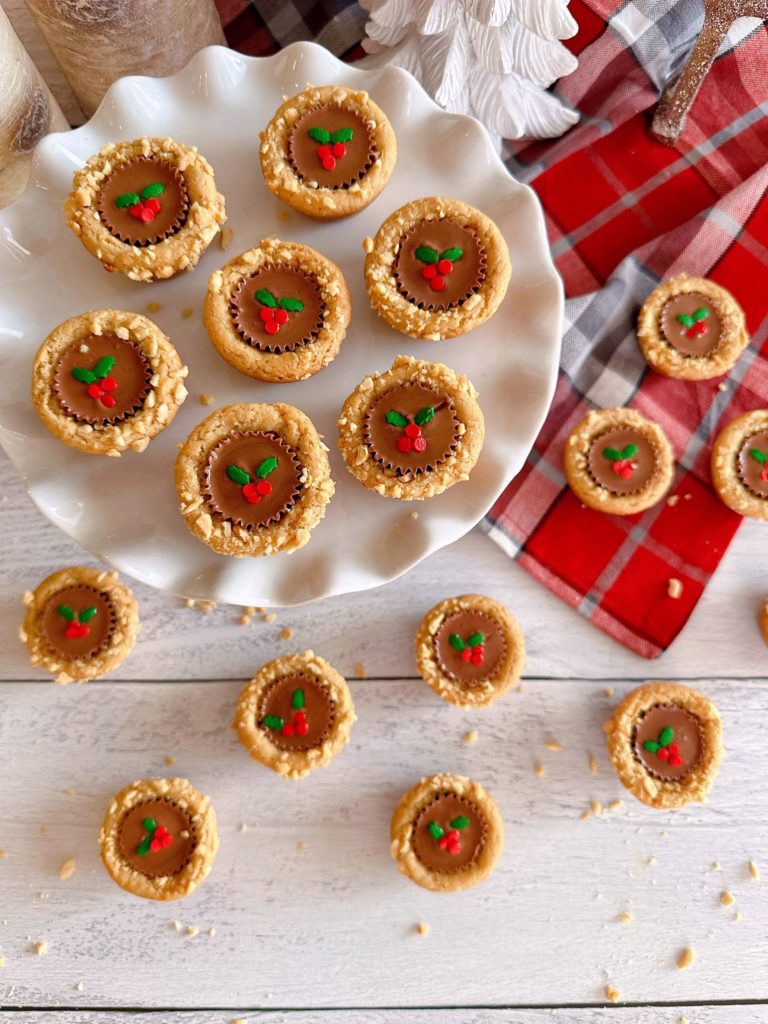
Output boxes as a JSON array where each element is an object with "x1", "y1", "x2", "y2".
[
  {"x1": 197, "y1": 600, "x2": 216, "y2": 614},
  {"x1": 417, "y1": 922, "x2": 430, "y2": 936},
  {"x1": 0, "y1": 850, "x2": 8, "y2": 858},
  {"x1": 39, "y1": 891, "x2": 50, "y2": 900},
  {"x1": 676, "y1": 947, "x2": 695, "y2": 970},
  {"x1": 181, "y1": 307, "x2": 194, "y2": 319},
  {"x1": 146, "y1": 301, "x2": 161, "y2": 313},
  {"x1": 580, "y1": 809, "x2": 591, "y2": 820},
  {"x1": 590, "y1": 800, "x2": 603, "y2": 816},
  {"x1": 463, "y1": 729, "x2": 478, "y2": 745},
  {"x1": 734, "y1": 910, "x2": 742, "y2": 921},
  {"x1": 208, "y1": 927, "x2": 217, "y2": 937},
  {"x1": 544, "y1": 740, "x2": 562, "y2": 752},
  {"x1": 33, "y1": 941, "x2": 47, "y2": 956},
  {"x1": 184, "y1": 597, "x2": 195, "y2": 608},
  {"x1": 163, "y1": 755, "x2": 174, "y2": 766},
  {"x1": 63, "y1": 787, "x2": 77, "y2": 796},
  {"x1": 280, "y1": 627, "x2": 293, "y2": 640},
  {"x1": 604, "y1": 984, "x2": 621, "y2": 1003},
  {"x1": 264, "y1": 612, "x2": 277, "y2": 623},
  {"x1": 603, "y1": 687, "x2": 614, "y2": 697},
  {"x1": 219, "y1": 226, "x2": 233, "y2": 250},
  {"x1": 647, "y1": 855, "x2": 657, "y2": 865},
  {"x1": 186, "y1": 925, "x2": 199, "y2": 937},
  {"x1": 0, "y1": 956, "x2": 5, "y2": 967},
  {"x1": 667, "y1": 494, "x2": 680, "y2": 506},
  {"x1": 298, "y1": 841, "x2": 307, "y2": 851},
  {"x1": 354, "y1": 664, "x2": 365, "y2": 678},
  {"x1": 59, "y1": 858, "x2": 76, "y2": 881},
  {"x1": 712, "y1": 861, "x2": 721, "y2": 871},
  {"x1": 172, "y1": 921, "x2": 182, "y2": 932},
  {"x1": 239, "y1": 823, "x2": 248, "y2": 833},
  {"x1": 667, "y1": 577, "x2": 683, "y2": 599},
  {"x1": 277, "y1": 210, "x2": 292, "y2": 223},
  {"x1": 588, "y1": 753, "x2": 598, "y2": 775},
  {"x1": 409, "y1": 510, "x2": 419, "y2": 520},
  {"x1": 608, "y1": 799, "x2": 623, "y2": 812},
  {"x1": 238, "y1": 614, "x2": 252, "y2": 626},
  {"x1": 749, "y1": 859, "x2": 760, "y2": 881},
  {"x1": 75, "y1": 980, "x2": 84, "y2": 991},
  {"x1": 617, "y1": 910, "x2": 633, "y2": 923},
  {"x1": 679, "y1": 1017, "x2": 690, "y2": 1024},
  {"x1": 200, "y1": 393, "x2": 215, "y2": 406},
  {"x1": 720, "y1": 890, "x2": 735, "y2": 907},
  {"x1": 534, "y1": 764, "x2": 545, "y2": 778}
]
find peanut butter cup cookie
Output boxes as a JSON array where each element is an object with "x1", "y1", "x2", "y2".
[
  {"x1": 260, "y1": 84, "x2": 396, "y2": 219},
  {"x1": 19, "y1": 566, "x2": 139, "y2": 685},
  {"x1": 337, "y1": 355, "x2": 483, "y2": 500},
  {"x1": 32, "y1": 309, "x2": 188, "y2": 456},
  {"x1": 637, "y1": 275, "x2": 749, "y2": 380},
  {"x1": 65, "y1": 136, "x2": 225, "y2": 281},
  {"x1": 416, "y1": 595, "x2": 525, "y2": 709},
  {"x1": 390, "y1": 773, "x2": 503, "y2": 892},
  {"x1": 204, "y1": 239, "x2": 351, "y2": 382},
  {"x1": 99, "y1": 777, "x2": 218, "y2": 900},
  {"x1": 604, "y1": 682, "x2": 723, "y2": 809},
  {"x1": 711, "y1": 410, "x2": 768, "y2": 520},
  {"x1": 233, "y1": 651, "x2": 355, "y2": 779},
  {"x1": 175, "y1": 403, "x2": 334, "y2": 556},
  {"x1": 364, "y1": 197, "x2": 511, "y2": 340},
  {"x1": 564, "y1": 407, "x2": 674, "y2": 515}
]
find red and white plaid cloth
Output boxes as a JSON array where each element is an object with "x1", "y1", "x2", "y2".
[{"x1": 217, "y1": 0, "x2": 768, "y2": 658}]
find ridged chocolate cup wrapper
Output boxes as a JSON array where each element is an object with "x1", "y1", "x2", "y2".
[
  {"x1": 412, "y1": 793, "x2": 488, "y2": 875},
  {"x1": 394, "y1": 219, "x2": 487, "y2": 312},
  {"x1": 117, "y1": 797, "x2": 197, "y2": 879},
  {"x1": 53, "y1": 334, "x2": 152, "y2": 426},
  {"x1": 287, "y1": 104, "x2": 376, "y2": 190},
  {"x1": 363, "y1": 382, "x2": 460, "y2": 477},
  {"x1": 738, "y1": 429, "x2": 768, "y2": 499},
  {"x1": 204, "y1": 430, "x2": 303, "y2": 530},
  {"x1": 660, "y1": 293, "x2": 722, "y2": 357},
  {"x1": 40, "y1": 583, "x2": 116, "y2": 662},
  {"x1": 258, "y1": 672, "x2": 336, "y2": 753},
  {"x1": 587, "y1": 428, "x2": 662, "y2": 497},
  {"x1": 229, "y1": 265, "x2": 325, "y2": 355},
  {"x1": 433, "y1": 609, "x2": 508, "y2": 686},
  {"x1": 97, "y1": 155, "x2": 190, "y2": 247},
  {"x1": 632, "y1": 703, "x2": 704, "y2": 783}
]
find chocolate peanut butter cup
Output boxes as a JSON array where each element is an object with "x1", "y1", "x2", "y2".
[
  {"x1": 564, "y1": 407, "x2": 674, "y2": 516},
  {"x1": 391, "y1": 773, "x2": 504, "y2": 892},
  {"x1": 176, "y1": 403, "x2": 334, "y2": 557},
  {"x1": 260, "y1": 84, "x2": 396, "y2": 219},
  {"x1": 32, "y1": 309, "x2": 188, "y2": 457},
  {"x1": 416, "y1": 595, "x2": 525, "y2": 708},
  {"x1": 205, "y1": 240, "x2": 351, "y2": 383},
  {"x1": 100, "y1": 777, "x2": 218, "y2": 901},
  {"x1": 20, "y1": 566, "x2": 139, "y2": 685},
  {"x1": 338, "y1": 355, "x2": 484, "y2": 501},
  {"x1": 712, "y1": 410, "x2": 768, "y2": 519},
  {"x1": 637, "y1": 274, "x2": 748, "y2": 380},
  {"x1": 364, "y1": 197, "x2": 510, "y2": 340},
  {"x1": 234, "y1": 651, "x2": 355, "y2": 779},
  {"x1": 604, "y1": 682, "x2": 723, "y2": 809},
  {"x1": 65, "y1": 136, "x2": 225, "y2": 282}
]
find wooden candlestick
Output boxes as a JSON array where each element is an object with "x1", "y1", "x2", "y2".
[
  {"x1": 22, "y1": 0, "x2": 226, "y2": 117},
  {"x1": 0, "y1": 5, "x2": 68, "y2": 207}
]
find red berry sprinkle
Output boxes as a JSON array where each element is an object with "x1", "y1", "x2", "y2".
[
  {"x1": 101, "y1": 376, "x2": 117, "y2": 393},
  {"x1": 143, "y1": 198, "x2": 161, "y2": 214},
  {"x1": 657, "y1": 747, "x2": 670, "y2": 761},
  {"x1": 242, "y1": 482, "x2": 261, "y2": 504},
  {"x1": 461, "y1": 648, "x2": 472, "y2": 662},
  {"x1": 437, "y1": 258, "x2": 453, "y2": 274},
  {"x1": 430, "y1": 275, "x2": 446, "y2": 292},
  {"x1": 295, "y1": 721, "x2": 309, "y2": 736},
  {"x1": 321, "y1": 155, "x2": 336, "y2": 171},
  {"x1": 412, "y1": 436, "x2": 428, "y2": 453},
  {"x1": 317, "y1": 144, "x2": 331, "y2": 159},
  {"x1": 256, "y1": 479, "x2": 272, "y2": 496},
  {"x1": 77, "y1": 623, "x2": 90, "y2": 638},
  {"x1": 101, "y1": 394, "x2": 116, "y2": 408},
  {"x1": 282, "y1": 722, "x2": 295, "y2": 737},
  {"x1": 274, "y1": 308, "x2": 289, "y2": 325},
  {"x1": 65, "y1": 624, "x2": 80, "y2": 639},
  {"x1": 264, "y1": 320, "x2": 280, "y2": 335},
  {"x1": 332, "y1": 141, "x2": 347, "y2": 158},
  {"x1": 405, "y1": 423, "x2": 421, "y2": 439},
  {"x1": 259, "y1": 308, "x2": 274, "y2": 322},
  {"x1": 422, "y1": 265, "x2": 438, "y2": 280},
  {"x1": 87, "y1": 382, "x2": 103, "y2": 399},
  {"x1": 397, "y1": 436, "x2": 412, "y2": 453}
]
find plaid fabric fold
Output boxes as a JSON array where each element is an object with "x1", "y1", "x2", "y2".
[{"x1": 217, "y1": 0, "x2": 768, "y2": 657}]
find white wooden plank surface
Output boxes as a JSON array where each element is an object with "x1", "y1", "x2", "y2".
[
  {"x1": 0, "y1": 677, "x2": 765, "y2": 1009},
  {"x1": 1, "y1": 450, "x2": 767, "y2": 682},
  {"x1": 2, "y1": 1012, "x2": 767, "y2": 1024}
]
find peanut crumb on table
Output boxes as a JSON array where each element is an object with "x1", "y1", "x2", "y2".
[
  {"x1": 734, "y1": 911, "x2": 742, "y2": 921},
  {"x1": 580, "y1": 809, "x2": 591, "y2": 820},
  {"x1": 63, "y1": 787, "x2": 77, "y2": 796},
  {"x1": 617, "y1": 911, "x2": 633, "y2": 923},
  {"x1": 33, "y1": 941, "x2": 47, "y2": 957},
  {"x1": 231, "y1": 1019, "x2": 247, "y2": 1024},
  {"x1": 463, "y1": 729, "x2": 478, "y2": 745},
  {"x1": 197, "y1": 600, "x2": 216, "y2": 614},
  {"x1": 749, "y1": 859, "x2": 760, "y2": 881},
  {"x1": 172, "y1": 921, "x2": 182, "y2": 932},
  {"x1": 277, "y1": 210, "x2": 292, "y2": 222},
  {"x1": 667, "y1": 494, "x2": 680, "y2": 506},
  {"x1": 679, "y1": 1017, "x2": 690, "y2": 1024},
  {"x1": 281, "y1": 627, "x2": 293, "y2": 640},
  {"x1": 208, "y1": 927, "x2": 217, "y2": 937},
  {"x1": 544, "y1": 740, "x2": 562, "y2": 751},
  {"x1": 590, "y1": 800, "x2": 603, "y2": 816},
  {"x1": 298, "y1": 841, "x2": 307, "y2": 850},
  {"x1": 146, "y1": 302, "x2": 161, "y2": 313},
  {"x1": 238, "y1": 614, "x2": 251, "y2": 626},
  {"x1": 181, "y1": 307, "x2": 194, "y2": 319},
  {"x1": 239, "y1": 823, "x2": 248, "y2": 833},
  {"x1": 200, "y1": 393, "x2": 215, "y2": 406},
  {"x1": 164, "y1": 755, "x2": 174, "y2": 766},
  {"x1": 75, "y1": 981, "x2": 84, "y2": 991},
  {"x1": 184, "y1": 598, "x2": 195, "y2": 608},
  {"x1": 534, "y1": 764, "x2": 545, "y2": 778},
  {"x1": 354, "y1": 664, "x2": 365, "y2": 678},
  {"x1": 676, "y1": 947, "x2": 695, "y2": 970},
  {"x1": 0, "y1": 957, "x2": 5, "y2": 968},
  {"x1": 647, "y1": 856, "x2": 657, "y2": 865},
  {"x1": 59, "y1": 858, "x2": 76, "y2": 881},
  {"x1": 219, "y1": 226, "x2": 234, "y2": 250},
  {"x1": 417, "y1": 922, "x2": 430, "y2": 936},
  {"x1": 0, "y1": 850, "x2": 8, "y2": 858},
  {"x1": 712, "y1": 861, "x2": 721, "y2": 871},
  {"x1": 38, "y1": 891, "x2": 49, "y2": 900},
  {"x1": 603, "y1": 687, "x2": 614, "y2": 697},
  {"x1": 588, "y1": 753, "x2": 598, "y2": 775},
  {"x1": 186, "y1": 925, "x2": 199, "y2": 938},
  {"x1": 264, "y1": 612, "x2": 277, "y2": 623},
  {"x1": 604, "y1": 984, "x2": 621, "y2": 1003},
  {"x1": 720, "y1": 890, "x2": 735, "y2": 907},
  {"x1": 608, "y1": 799, "x2": 623, "y2": 812},
  {"x1": 667, "y1": 577, "x2": 683, "y2": 599},
  {"x1": 409, "y1": 511, "x2": 419, "y2": 520}
]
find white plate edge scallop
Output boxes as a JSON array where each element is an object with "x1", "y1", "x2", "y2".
[{"x1": 0, "y1": 41, "x2": 563, "y2": 608}]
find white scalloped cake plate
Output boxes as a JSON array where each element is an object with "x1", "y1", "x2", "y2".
[{"x1": 0, "y1": 42, "x2": 562, "y2": 607}]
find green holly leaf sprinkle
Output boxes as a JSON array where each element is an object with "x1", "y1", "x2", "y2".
[
  {"x1": 385, "y1": 410, "x2": 408, "y2": 428},
  {"x1": 114, "y1": 191, "x2": 139, "y2": 209},
  {"x1": 643, "y1": 740, "x2": 660, "y2": 753},
  {"x1": 227, "y1": 465, "x2": 251, "y2": 486},
  {"x1": 450, "y1": 815, "x2": 469, "y2": 830},
  {"x1": 428, "y1": 822, "x2": 444, "y2": 841},
  {"x1": 137, "y1": 836, "x2": 152, "y2": 857},
  {"x1": 439, "y1": 247, "x2": 464, "y2": 262},
  {"x1": 330, "y1": 127, "x2": 354, "y2": 143},
  {"x1": 279, "y1": 296, "x2": 304, "y2": 312},
  {"x1": 140, "y1": 182, "x2": 165, "y2": 199},
  {"x1": 602, "y1": 447, "x2": 621, "y2": 462},
  {"x1": 677, "y1": 313, "x2": 695, "y2": 328},
  {"x1": 449, "y1": 633, "x2": 466, "y2": 652},
  {"x1": 658, "y1": 726, "x2": 674, "y2": 747},
  {"x1": 467, "y1": 632, "x2": 484, "y2": 648},
  {"x1": 93, "y1": 355, "x2": 116, "y2": 379},
  {"x1": 256, "y1": 457, "x2": 278, "y2": 479},
  {"x1": 79, "y1": 606, "x2": 98, "y2": 623},
  {"x1": 749, "y1": 448, "x2": 768, "y2": 464},
  {"x1": 619, "y1": 443, "x2": 638, "y2": 459},
  {"x1": 414, "y1": 406, "x2": 435, "y2": 426},
  {"x1": 263, "y1": 714, "x2": 284, "y2": 731},
  {"x1": 415, "y1": 245, "x2": 438, "y2": 264},
  {"x1": 292, "y1": 688, "x2": 305, "y2": 710},
  {"x1": 71, "y1": 367, "x2": 97, "y2": 384},
  {"x1": 255, "y1": 289, "x2": 278, "y2": 308},
  {"x1": 143, "y1": 818, "x2": 157, "y2": 833},
  {"x1": 692, "y1": 307, "x2": 709, "y2": 322},
  {"x1": 57, "y1": 604, "x2": 76, "y2": 621},
  {"x1": 308, "y1": 126, "x2": 331, "y2": 144}
]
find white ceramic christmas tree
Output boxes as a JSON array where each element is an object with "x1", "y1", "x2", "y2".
[{"x1": 360, "y1": 0, "x2": 580, "y2": 141}]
